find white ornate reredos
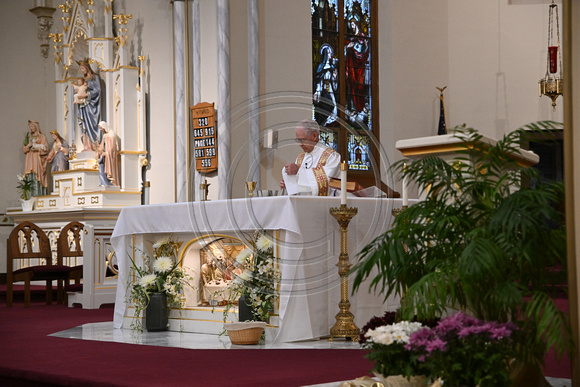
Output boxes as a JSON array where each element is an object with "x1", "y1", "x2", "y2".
[{"x1": 40, "y1": 0, "x2": 147, "y2": 211}]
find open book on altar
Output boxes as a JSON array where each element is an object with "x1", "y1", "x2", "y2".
[{"x1": 328, "y1": 178, "x2": 387, "y2": 198}]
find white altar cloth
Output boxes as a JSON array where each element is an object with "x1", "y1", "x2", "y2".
[{"x1": 111, "y1": 196, "x2": 404, "y2": 342}]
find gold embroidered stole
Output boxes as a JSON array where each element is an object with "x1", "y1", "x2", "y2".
[{"x1": 296, "y1": 148, "x2": 335, "y2": 196}]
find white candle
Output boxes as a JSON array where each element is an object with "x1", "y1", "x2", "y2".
[
  {"x1": 402, "y1": 163, "x2": 408, "y2": 207},
  {"x1": 341, "y1": 162, "x2": 347, "y2": 205}
]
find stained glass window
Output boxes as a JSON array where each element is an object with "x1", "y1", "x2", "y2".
[
  {"x1": 311, "y1": 0, "x2": 377, "y2": 175},
  {"x1": 347, "y1": 133, "x2": 370, "y2": 170},
  {"x1": 312, "y1": 0, "x2": 339, "y2": 127},
  {"x1": 344, "y1": 0, "x2": 372, "y2": 131},
  {"x1": 319, "y1": 130, "x2": 338, "y2": 150}
]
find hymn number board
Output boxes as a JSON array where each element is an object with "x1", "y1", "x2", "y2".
[{"x1": 191, "y1": 102, "x2": 218, "y2": 173}]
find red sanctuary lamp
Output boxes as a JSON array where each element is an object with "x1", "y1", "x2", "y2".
[{"x1": 539, "y1": 0, "x2": 563, "y2": 110}]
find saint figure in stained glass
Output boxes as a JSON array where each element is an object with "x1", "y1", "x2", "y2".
[
  {"x1": 345, "y1": 0, "x2": 371, "y2": 129},
  {"x1": 313, "y1": 44, "x2": 339, "y2": 126}
]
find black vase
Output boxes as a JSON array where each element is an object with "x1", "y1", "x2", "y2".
[
  {"x1": 238, "y1": 295, "x2": 258, "y2": 322},
  {"x1": 146, "y1": 292, "x2": 168, "y2": 332}
]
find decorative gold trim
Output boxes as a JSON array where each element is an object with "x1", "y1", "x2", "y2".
[
  {"x1": 178, "y1": 233, "x2": 248, "y2": 264},
  {"x1": 399, "y1": 144, "x2": 466, "y2": 157},
  {"x1": 52, "y1": 168, "x2": 98, "y2": 174},
  {"x1": 399, "y1": 143, "x2": 536, "y2": 168},
  {"x1": 119, "y1": 150, "x2": 147, "y2": 155}
]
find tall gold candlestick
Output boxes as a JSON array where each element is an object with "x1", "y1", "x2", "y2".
[{"x1": 329, "y1": 203, "x2": 359, "y2": 341}]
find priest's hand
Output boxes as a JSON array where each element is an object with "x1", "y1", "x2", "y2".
[
  {"x1": 279, "y1": 180, "x2": 286, "y2": 189},
  {"x1": 284, "y1": 163, "x2": 299, "y2": 175}
]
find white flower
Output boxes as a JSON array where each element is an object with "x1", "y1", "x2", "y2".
[
  {"x1": 17, "y1": 174, "x2": 25, "y2": 182},
  {"x1": 238, "y1": 270, "x2": 252, "y2": 282},
  {"x1": 153, "y1": 236, "x2": 171, "y2": 250},
  {"x1": 256, "y1": 235, "x2": 273, "y2": 251},
  {"x1": 236, "y1": 248, "x2": 252, "y2": 265},
  {"x1": 153, "y1": 256, "x2": 173, "y2": 273},
  {"x1": 139, "y1": 274, "x2": 157, "y2": 288},
  {"x1": 365, "y1": 321, "x2": 424, "y2": 346}
]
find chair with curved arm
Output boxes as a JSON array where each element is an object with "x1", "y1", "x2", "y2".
[
  {"x1": 6, "y1": 221, "x2": 71, "y2": 307},
  {"x1": 57, "y1": 221, "x2": 85, "y2": 298}
]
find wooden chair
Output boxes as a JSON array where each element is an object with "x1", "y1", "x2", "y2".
[
  {"x1": 6, "y1": 221, "x2": 71, "y2": 307},
  {"x1": 57, "y1": 221, "x2": 84, "y2": 296}
]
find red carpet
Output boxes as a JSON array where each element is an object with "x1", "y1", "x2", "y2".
[
  {"x1": 0, "y1": 288, "x2": 374, "y2": 387},
  {"x1": 0, "y1": 286, "x2": 571, "y2": 386}
]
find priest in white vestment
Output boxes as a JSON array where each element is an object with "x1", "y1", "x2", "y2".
[{"x1": 280, "y1": 119, "x2": 341, "y2": 196}]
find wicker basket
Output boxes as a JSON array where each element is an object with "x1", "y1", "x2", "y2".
[{"x1": 225, "y1": 322, "x2": 267, "y2": 345}]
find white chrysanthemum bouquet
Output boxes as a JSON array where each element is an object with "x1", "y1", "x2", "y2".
[
  {"x1": 129, "y1": 236, "x2": 194, "y2": 330},
  {"x1": 223, "y1": 232, "x2": 280, "y2": 323}
]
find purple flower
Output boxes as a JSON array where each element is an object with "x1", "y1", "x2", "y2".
[
  {"x1": 434, "y1": 312, "x2": 479, "y2": 335},
  {"x1": 489, "y1": 323, "x2": 516, "y2": 339},
  {"x1": 407, "y1": 327, "x2": 437, "y2": 349},
  {"x1": 425, "y1": 337, "x2": 447, "y2": 353}
]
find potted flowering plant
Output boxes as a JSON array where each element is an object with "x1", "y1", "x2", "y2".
[
  {"x1": 362, "y1": 312, "x2": 518, "y2": 387},
  {"x1": 129, "y1": 236, "x2": 194, "y2": 332},
  {"x1": 221, "y1": 231, "x2": 280, "y2": 323},
  {"x1": 17, "y1": 174, "x2": 35, "y2": 211},
  {"x1": 406, "y1": 312, "x2": 519, "y2": 387},
  {"x1": 360, "y1": 311, "x2": 439, "y2": 386}
]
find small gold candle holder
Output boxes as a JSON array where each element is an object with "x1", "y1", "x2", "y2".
[
  {"x1": 246, "y1": 181, "x2": 257, "y2": 198},
  {"x1": 391, "y1": 205, "x2": 408, "y2": 217},
  {"x1": 329, "y1": 203, "x2": 360, "y2": 341}
]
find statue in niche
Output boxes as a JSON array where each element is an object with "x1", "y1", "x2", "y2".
[
  {"x1": 46, "y1": 130, "x2": 69, "y2": 172},
  {"x1": 76, "y1": 58, "x2": 102, "y2": 152},
  {"x1": 22, "y1": 120, "x2": 49, "y2": 196},
  {"x1": 97, "y1": 121, "x2": 120, "y2": 187}
]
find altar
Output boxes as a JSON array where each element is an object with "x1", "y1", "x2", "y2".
[{"x1": 111, "y1": 196, "x2": 404, "y2": 342}]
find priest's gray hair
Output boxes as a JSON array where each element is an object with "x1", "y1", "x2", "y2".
[{"x1": 297, "y1": 119, "x2": 320, "y2": 136}]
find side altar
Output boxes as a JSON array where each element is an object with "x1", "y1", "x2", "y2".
[
  {"x1": 112, "y1": 196, "x2": 404, "y2": 342},
  {"x1": 7, "y1": 2, "x2": 146, "y2": 310}
]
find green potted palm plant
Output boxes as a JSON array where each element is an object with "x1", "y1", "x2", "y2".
[{"x1": 352, "y1": 122, "x2": 572, "y2": 385}]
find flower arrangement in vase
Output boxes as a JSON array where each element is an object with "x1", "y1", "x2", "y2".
[
  {"x1": 221, "y1": 231, "x2": 280, "y2": 323},
  {"x1": 129, "y1": 236, "x2": 194, "y2": 331},
  {"x1": 17, "y1": 174, "x2": 35, "y2": 210}
]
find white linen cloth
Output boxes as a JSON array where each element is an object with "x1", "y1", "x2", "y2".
[{"x1": 111, "y1": 196, "x2": 404, "y2": 342}]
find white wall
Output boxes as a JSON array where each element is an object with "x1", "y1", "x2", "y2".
[{"x1": 448, "y1": 0, "x2": 563, "y2": 138}]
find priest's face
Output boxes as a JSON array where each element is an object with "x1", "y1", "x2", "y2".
[{"x1": 295, "y1": 126, "x2": 318, "y2": 153}]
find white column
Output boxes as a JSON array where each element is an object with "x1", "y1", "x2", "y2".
[
  {"x1": 248, "y1": 0, "x2": 260, "y2": 188},
  {"x1": 173, "y1": 0, "x2": 187, "y2": 202},
  {"x1": 191, "y1": 0, "x2": 203, "y2": 201},
  {"x1": 217, "y1": 0, "x2": 231, "y2": 200}
]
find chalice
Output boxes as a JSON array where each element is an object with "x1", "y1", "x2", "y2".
[{"x1": 246, "y1": 181, "x2": 257, "y2": 198}]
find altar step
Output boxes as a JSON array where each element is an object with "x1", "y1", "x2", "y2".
[{"x1": 123, "y1": 305, "x2": 280, "y2": 339}]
